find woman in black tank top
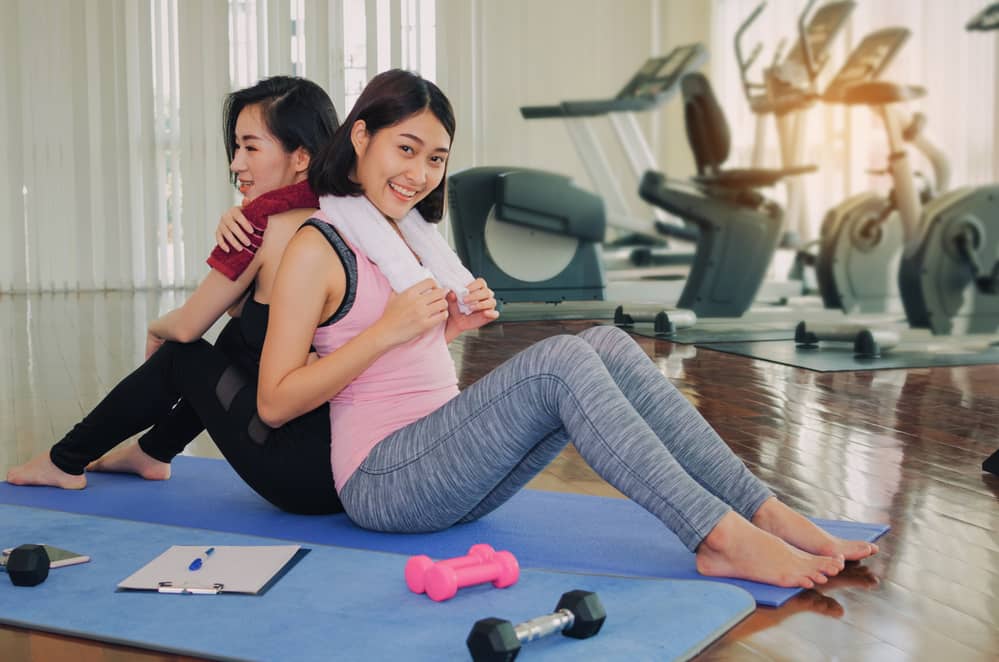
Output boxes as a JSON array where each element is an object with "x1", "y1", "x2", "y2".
[{"x1": 7, "y1": 77, "x2": 345, "y2": 515}]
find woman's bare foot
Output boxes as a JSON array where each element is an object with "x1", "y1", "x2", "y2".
[
  {"x1": 86, "y1": 442, "x2": 171, "y2": 481},
  {"x1": 6, "y1": 453, "x2": 86, "y2": 489},
  {"x1": 752, "y1": 497, "x2": 879, "y2": 562},
  {"x1": 695, "y1": 511, "x2": 845, "y2": 588}
]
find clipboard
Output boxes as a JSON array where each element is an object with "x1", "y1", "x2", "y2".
[{"x1": 117, "y1": 545, "x2": 302, "y2": 595}]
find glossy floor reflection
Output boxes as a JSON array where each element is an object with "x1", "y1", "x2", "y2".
[{"x1": 1, "y1": 292, "x2": 997, "y2": 662}]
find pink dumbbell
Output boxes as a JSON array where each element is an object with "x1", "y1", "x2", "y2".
[
  {"x1": 405, "y1": 544, "x2": 496, "y2": 594},
  {"x1": 423, "y1": 549, "x2": 520, "y2": 602}
]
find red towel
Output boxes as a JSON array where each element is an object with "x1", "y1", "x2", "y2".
[{"x1": 206, "y1": 179, "x2": 320, "y2": 281}]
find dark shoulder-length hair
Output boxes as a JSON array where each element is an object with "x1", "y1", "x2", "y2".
[
  {"x1": 309, "y1": 69, "x2": 456, "y2": 222},
  {"x1": 223, "y1": 76, "x2": 340, "y2": 188}
]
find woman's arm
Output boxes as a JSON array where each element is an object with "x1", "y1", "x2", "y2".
[
  {"x1": 146, "y1": 207, "x2": 313, "y2": 348},
  {"x1": 257, "y1": 227, "x2": 449, "y2": 427},
  {"x1": 147, "y1": 270, "x2": 256, "y2": 344},
  {"x1": 146, "y1": 238, "x2": 266, "y2": 347}
]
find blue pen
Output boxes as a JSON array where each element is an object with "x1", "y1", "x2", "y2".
[{"x1": 188, "y1": 547, "x2": 215, "y2": 571}]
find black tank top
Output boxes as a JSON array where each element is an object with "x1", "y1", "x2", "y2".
[{"x1": 221, "y1": 218, "x2": 357, "y2": 379}]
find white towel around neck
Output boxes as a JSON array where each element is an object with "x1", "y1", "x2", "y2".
[{"x1": 318, "y1": 193, "x2": 474, "y2": 314}]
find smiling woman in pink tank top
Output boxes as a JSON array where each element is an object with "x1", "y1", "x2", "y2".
[{"x1": 257, "y1": 69, "x2": 879, "y2": 591}]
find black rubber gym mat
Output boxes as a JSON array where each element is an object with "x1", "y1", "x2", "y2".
[
  {"x1": 622, "y1": 324, "x2": 798, "y2": 344},
  {"x1": 697, "y1": 335, "x2": 999, "y2": 372},
  {"x1": 617, "y1": 310, "x2": 906, "y2": 345}
]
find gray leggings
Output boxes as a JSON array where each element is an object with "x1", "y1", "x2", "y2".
[{"x1": 338, "y1": 326, "x2": 771, "y2": 551}]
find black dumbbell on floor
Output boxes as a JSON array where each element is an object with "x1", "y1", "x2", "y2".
[
  {"x1": 2, "y1": 544, "x2": 50, "y2": 586},
  {"x1": 466, "y1": 590, "x2": 606, "y2": 661}
]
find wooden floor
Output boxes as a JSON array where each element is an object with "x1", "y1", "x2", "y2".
[{"x1": 1, "y1": 291, "x2": 997, "y2": 662}]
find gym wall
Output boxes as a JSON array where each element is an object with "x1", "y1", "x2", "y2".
[{"x1": 436, "y1": 0, "x2": 711, "y2": 222}]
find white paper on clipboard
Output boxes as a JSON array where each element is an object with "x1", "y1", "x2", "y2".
[{"x1": 117, "y1": 545, "x2": 301, "y2": 595}]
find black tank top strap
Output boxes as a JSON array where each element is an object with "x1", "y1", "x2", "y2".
[{"x1": 299, "y1": 218, "x2": 357, "y2": 326}]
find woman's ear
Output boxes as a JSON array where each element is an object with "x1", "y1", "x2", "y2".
[
  {"x1": 291, "y1": 147, "x2": 311, "y2": 175},
  {"x1": 350, "y1": 120, "x2": 369, "y2": 157}
]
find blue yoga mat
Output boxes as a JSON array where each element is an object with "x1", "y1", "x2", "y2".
[
  {"x1": 0, "y1": 457, "x2": 889, "y2": 607},
  {"x1": 0, "y1": 505, "x2": 753, "y2": 662}
]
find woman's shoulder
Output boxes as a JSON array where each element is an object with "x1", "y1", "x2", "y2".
[
  {"x1": 267, "y1": 207, "x2": 319, "y2": 230},
  {"x1": 258, "y1": 208, "x2": 317, "y2": 248},
  {"x1": 252, "y1": 208, "x2": 315, "y2": 266}
]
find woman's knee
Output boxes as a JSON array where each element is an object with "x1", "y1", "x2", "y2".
[
  {"x1": 577, "y1": 324, "x2": 633, "y2": 349},
  {"x1": 527, "y1": 334, "x2": 603, "y2": 375},
  {"x1": 153, "y1": 339, "x2": 228, "y2": 392},
  {"x1": 159, "y1": 338, "x2": 213, "y2": 361}
]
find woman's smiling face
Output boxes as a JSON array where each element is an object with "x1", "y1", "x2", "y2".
[
  {"x1": 229, "y1": 103, "x2": 309, "y2": 202},
  {"x1": 350, "y1": 108, "x2": 451, "y2": 220}
]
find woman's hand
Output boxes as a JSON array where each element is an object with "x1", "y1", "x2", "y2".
[
  {"x1": 445, "y1": 278, "x2": 499, "y2": 340},
  {"x1": 145, "y1": 330, "x2": 166, "y2": 360},
  {"x1": 215, "y1": 205, "x2": 254, "y2": 253},
  {"x1": 373, "y1": 278, "x2": 449, "y2": 348}
]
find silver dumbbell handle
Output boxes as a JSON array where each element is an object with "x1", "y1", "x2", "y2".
[{"x1": 514, "y1": 608, "x2": 574, "y2": 643}]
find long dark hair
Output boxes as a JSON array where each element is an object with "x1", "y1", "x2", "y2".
[
  {"x1": 223, "y1": 76, "x2": 340, "y2": 187},
  {"x1": 309, "y1": 69, "x2": 456, "y2": 221}
]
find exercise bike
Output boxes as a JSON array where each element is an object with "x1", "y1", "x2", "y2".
[
  {"x1": 814, "y1": 28, "x2": 952, "y2": 315},
  {"x1": 798, "y1": 56, "x2": 999, "y2": 347},
  {"x1": 635, "y1": 70, "x2": 816, "y2": 317}
]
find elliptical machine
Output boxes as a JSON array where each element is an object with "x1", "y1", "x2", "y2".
[
  {"x1": 734, "y1": 0, "x2": 856, "y2": 248},
  {"x1": 449, "y1": 41, "x2": 814, "y2": 318},
  {"x1": 447, "y1": 167, "x2": 607, "y2": 303},
  {"x1": 448, "y1": 45, "x2": 707, "y2": 307},
  {"x1": 963, "y1": 1, "x2": 999, "y2": 477},
  {"x1": 734, "y1": 2, "x2": 952, "y2": 315},
  {"x1": 814, "y1": 28, "x2": 953, "y2": 315},
  {"x1": 798, "y1": 74, "x2": 999, "y2": 344}
]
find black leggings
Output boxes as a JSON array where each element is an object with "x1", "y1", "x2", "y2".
[
  {"x1": 985, "y1": 449, "x2": 999, "y2": 476},
  {"x1": 49, "y1": 322, "x2": 342, "y2": 515}
]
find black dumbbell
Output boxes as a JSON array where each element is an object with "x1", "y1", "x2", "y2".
[
  {"x1": 2, "y1": 544, "x2": 50, "y2": 586},
  {"x1": 466, "y1": 590, "x2": 606, "y2": 661}
]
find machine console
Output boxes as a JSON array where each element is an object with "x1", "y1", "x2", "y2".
[
  {"x1": 967, "y1": 2, "x2": 999, "y2": 30},
  {"x1": 614, "y1": 44, "x2": 708, "y2": 102},
  {"x1": 783, "y1": 0, "x2": 856, "y2": 73},
  {"x1": 521, "y1": 43, "x2": 706, "y2": 118},
  {"x1": 823, "y1": 28, "x2": 911, "y2": 101}
]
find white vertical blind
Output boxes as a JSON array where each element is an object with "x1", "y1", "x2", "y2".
[
  {"x1": 152, "y1": 0, "x2": 183, "y2": 286},
  {"x1": 390, "y1": 0, "x2": 403, "y2": 69},
  {"x1": 124, "y1": 0, "x2": 161, "y2": 291},
  {"x1": 230, "y1": 0, "x2": 262, "y2": 88},
  {"x1": 1, "y1": 0, "x2": 159, "y2": 292},
  {"x1": 1, "y1": 0, "x2": 437, "y2": 293},
  {"x1": 1, "y1": 0, "x2": 28, "y2": 292},
  {"x1": 366, "y1": 0, "x2": 380, "y2": 80},
  {"x1": 266, "y1": 0, "x2": 294, "y2": 75},
  {"x1": 304, "y1": 0, "x2": 347, "y2": 111},
  {"x1": 177, "y1": 0, "x2": 231, "y2": 287},
  {"x1": 433, "y1": 0, "x2": 482, "y2": 174}
]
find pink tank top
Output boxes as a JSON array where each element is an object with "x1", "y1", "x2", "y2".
[{"x1": 308, "y1": 213, "x2": 460, "y2": 490}]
